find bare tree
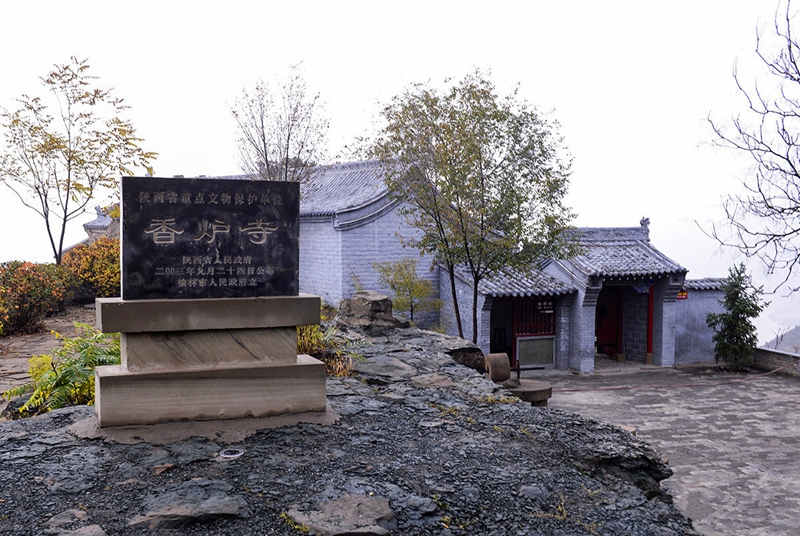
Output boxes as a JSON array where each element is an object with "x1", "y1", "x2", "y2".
[
  {"x1": 709, "y1": 0, "x2": 800, "y2": 292},
  {"x1": 231, "y1": 65, "x2": 329, "y2": 182}
]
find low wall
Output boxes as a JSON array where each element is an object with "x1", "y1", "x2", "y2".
[{"x1": 752, "y1": 348, "x2": 800, "y2": 378}]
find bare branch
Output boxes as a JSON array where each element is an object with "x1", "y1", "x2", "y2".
[{"x1": 231, "y1": 65, "x2": 329, "y2": 183}]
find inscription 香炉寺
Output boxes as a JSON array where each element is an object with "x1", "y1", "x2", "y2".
[{"x1": 121, "y1": 176, "x2": 299, "y2": 301}]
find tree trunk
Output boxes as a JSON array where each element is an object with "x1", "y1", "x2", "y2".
[
  {"x1": 447, "y1": 265, "x2": 464, "y2": 338},
  {"x1": 471, "y1": 278, "x2": 479, "y2": 344}
]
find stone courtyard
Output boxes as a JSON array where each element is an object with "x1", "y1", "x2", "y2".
[{"x1": 541, "y1": 363, "x2": 800, "y2": 536}]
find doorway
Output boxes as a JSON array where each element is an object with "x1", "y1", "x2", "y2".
[{"x1": 596, "y1": 289, "x2": 622, "y2": 355}]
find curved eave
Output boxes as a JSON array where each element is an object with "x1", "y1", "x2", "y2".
[
  {"x1": 299, "y1": 189, "x2": 391, "y2": 219},
  {"x1": 590, "y1": 268, "x2": 688, "y2": 279},
  {"x1": 488, "y1": 288, "x2": 576, "y2": 299}
]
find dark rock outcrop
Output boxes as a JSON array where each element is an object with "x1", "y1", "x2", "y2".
[{"x1": 0, "y1": 326, "x2": 698, "y2": 535}]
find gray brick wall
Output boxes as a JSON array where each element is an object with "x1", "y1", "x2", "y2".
[
  {"x1": 299, "y1": 217, "x2": 342, "y2": 306},
  {"x1": 753, "y1": 348, "x2": 800, "y2": 377},
  {"x1": 300, "y1": 205, "x2": 439, "y2": 328},
  {"x1": 340, "y1": 208, "x2": 439, "y2": 327},
  {"x1": 569, "y1": 287, "x2": 598, "y2": 373},
  {"x1": 675, "y1": 289, "x2": 722, "y2": 364},
  {"x1": 622, "y1": 288, "x2": 648, "y2": 362},
  {"x1": 458, "y1": 282, "x2": 485, "y2": 349},
  {"x1": 479, "y1": 295, "x2": 492, "y2": 355},
  {"x1": 440, "y1": 272, "x2": 484, "y2": 347},
  {"x1": 439, "y1": 273, "x2": 458, "y2": 337},
  {"x1": 651, "y1": 276, "x2": 677, "y2": 367}
]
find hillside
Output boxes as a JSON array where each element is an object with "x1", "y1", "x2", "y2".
[{"x1": 762, "y1": 323, "x2": 800, "y2": 353}]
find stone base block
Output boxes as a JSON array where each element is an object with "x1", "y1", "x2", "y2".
[
  {"x1": 96, "y1": 295, "x2": 321, "y2": 333},
  {"x1": 122, "y1": 327, "x2": 297, "y2": 371},
  {"x1": 95, "y1": 355, "x2": 326, "y2": 427}
]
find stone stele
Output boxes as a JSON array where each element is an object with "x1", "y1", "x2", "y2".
[{"x1": 93, "y1": 295, "x2": 327, "y2": 427}]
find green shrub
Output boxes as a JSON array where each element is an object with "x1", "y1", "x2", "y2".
[
  {"x1": 706, "y1": 262, "x2": 768, "y2": 372},
  {"x1": 0, "y1": 261, "x2": 74, "y2": 336},
  {"x1": 297, "y1": 323, "x2": 360, "y2": 376},
  {"x1": 373, "y1": 258, "x2": 442, "y2": 324},
  {"x1": 61, "y1": 237, "x2": 121, "y2": 298},
  {"x1": 297, "y1": 301, "x2": 361, "y2": 377},
  {"x1": 2, "y1": 323, "x2": 120, "y2": 416}
]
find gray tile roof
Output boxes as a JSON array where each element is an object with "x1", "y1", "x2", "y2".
[
  {"x1": 568, "y1": 226, "x2": 687, "y2": 279},
  {"x1": 684, "y1": 278, "x2": 725, "y2": 290},
  {"x1": 456, "y1": 266, "x2": 576, "y2": 298},
  {"x1": 300, "y1": 160, "x2": 388, "y2": 217},
  {"x1": 83, "y1": 206, "x2": 113, "y2": 230},
  {"x1": 210, "y1": 161, "x2": 389, "y2": 217}
]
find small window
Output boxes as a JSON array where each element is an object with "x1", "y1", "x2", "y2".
[{"x1": 514, "y1": 298, "x2": 555, "y2": 336}]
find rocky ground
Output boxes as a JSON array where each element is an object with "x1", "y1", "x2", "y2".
[{"x1": 0, "y1": 324, "x2": 700, "y2": 535}]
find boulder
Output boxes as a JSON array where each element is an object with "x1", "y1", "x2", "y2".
[
  {"x1": 446, "y1": 346, "x2": 486, "y2": 371},
  {"x1": 335, "y1": 291, "x2": 409, "y2": 334},
  {"x1": 287, "y1": 494, "x2": 396, "y2": 535}
]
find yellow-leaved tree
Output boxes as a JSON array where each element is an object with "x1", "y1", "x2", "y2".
[{"x1": 0, "y1": 57, "x2": 156, "y2": 264}]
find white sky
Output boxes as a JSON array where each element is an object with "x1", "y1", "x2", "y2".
[{"x1": 0, "y1": 0, "x2": 796, "y2": 342}]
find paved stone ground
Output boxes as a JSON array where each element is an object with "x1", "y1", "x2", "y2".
[
  {"x1": 530, "y1": 360, "x2": 800, "y2": 536},
  {"x1": 0, "y1": 305, "x2": 95, "y2": 397}
]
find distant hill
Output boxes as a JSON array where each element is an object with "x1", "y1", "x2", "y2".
[{"x1": 762, "y1": 324, "x2": 800, "y2": 353}]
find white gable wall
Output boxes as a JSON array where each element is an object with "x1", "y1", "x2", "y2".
[
  {"x1": 300, "y1": 202, "x2": 440, "y2": 327},
  {"x1": 299, "y1": 217, "x2": 343, "y2": 307}
]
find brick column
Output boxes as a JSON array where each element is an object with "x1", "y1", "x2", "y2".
[
  {"x1": 651, "y1": 273, "x2": 685, "y2": 367},
  {"x1": 571, "y1": 277, "x2": 602, "y2": 373},
  {"x1": 555, "y1": 293, "x2": 573, "y2": 369}
]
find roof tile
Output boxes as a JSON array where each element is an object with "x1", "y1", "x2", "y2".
[
  {"x1": 300, "y1": 160, "x2": 387, "y2": 217},
  {"x1": 569, "y1": 227, "x2": 686, "y2": 278},
  {"x1": 457, "y1": 266, "x2": 576, "y2": 298}
]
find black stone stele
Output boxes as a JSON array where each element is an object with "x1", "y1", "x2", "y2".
[{"x1": 121, "y1": 176, "x2": 299, "y2": 300}]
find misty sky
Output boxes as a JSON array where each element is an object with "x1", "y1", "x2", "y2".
[{"x1": 1, "y1": 1, "x2": 796, "y2": 341}]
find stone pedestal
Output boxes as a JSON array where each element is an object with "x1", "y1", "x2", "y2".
[{"x1": 94, "y1": 295, "x2": 326, "y2": 427}]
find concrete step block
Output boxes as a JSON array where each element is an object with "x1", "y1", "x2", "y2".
[
  {"x1": 97, "y1": 295, "x2": 320, "y2": 333},
  {"x1": 95, "y1": 355, "x2": 326, "y2": 427},
  {"x1": 122, "y1": 327, "x2": 297, "y2": 371}
]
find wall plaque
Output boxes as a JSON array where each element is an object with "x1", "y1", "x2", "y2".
[{"x1": 121, "y1": 176, "x2": 299, "y2": 300}]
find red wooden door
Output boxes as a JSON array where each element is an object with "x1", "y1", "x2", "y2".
[{"x1": 596, "y1": 290, "x2": 622, "y2": 355}]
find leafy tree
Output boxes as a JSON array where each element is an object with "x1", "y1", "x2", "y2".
[
  {"x1": 231, "y1": 64, "x2": 329, "y2": 182},
  {"x1": 373, "y1": 70, "x2": 578, "y2": 342},
  {"x1": 706, "y1": 262, "x2": 768, "y2": 372},
  {"x1": 373, "y1": 258, "x2": 443, "y2": 324},
  {"x1": 0, "y1": 57, "x2": 156, "y2": 264},
  {"x1": 708, "y1": 0, "x2": 800, "y2": 292}
]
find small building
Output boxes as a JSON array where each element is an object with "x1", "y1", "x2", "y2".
[
  {"x1": 542, "y1": 220, "x2": 688, "y2": 373},
  {"x1": 82, "y1": 164, "x2": 725, "y2": 373},
  {"x1": 440, "y1": 219, "x2": 723, "y2": 374},
  {"x1": 439, "y1": 266, "x2": 576, "y2": 370},
  {"x1": 298, "y1": 160, "x2": 440, "y2": 326},
  {"x1": 83, "y1": 206, "x2": 120, "y2": 242}
]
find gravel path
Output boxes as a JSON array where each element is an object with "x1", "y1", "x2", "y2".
[{"x1": 0, "y1": 327, "x2": 699, "y2": 535}]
